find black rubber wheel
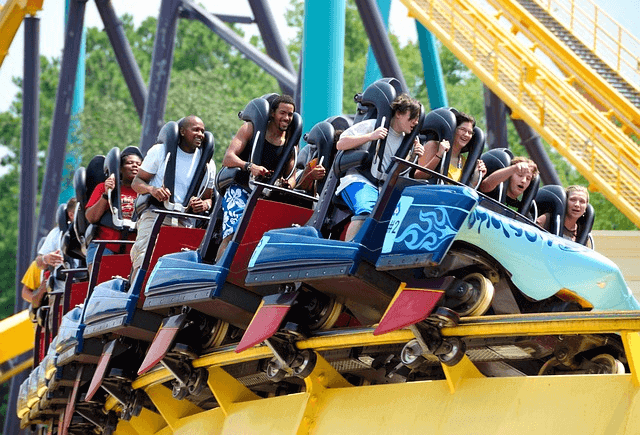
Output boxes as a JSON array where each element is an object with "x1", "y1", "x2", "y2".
[{"x1": 438, "y1": 337, "x2": 466, "y2": 366}]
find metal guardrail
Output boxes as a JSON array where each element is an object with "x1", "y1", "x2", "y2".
[
  {"x1": 402, "y1": 0, "x2": 640, "y2": 228},
  {"x1": 534, "y1": 0, "x2": 640, "y2": 94}
]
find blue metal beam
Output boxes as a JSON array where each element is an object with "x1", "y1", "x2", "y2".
[
  {"x1": 416, "y1": 22, "x2": 447, "y2": 109},
  {"x1": 139, "y1": 0, "x2": 181, "y2": 154},
  {"x1": 301, "y1": 0, "x2": 345, "y2": 137}
]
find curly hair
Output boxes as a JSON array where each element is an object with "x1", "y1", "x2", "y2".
[{"x1": 391, "y1": 93, "x2": 421, "y2": 120}]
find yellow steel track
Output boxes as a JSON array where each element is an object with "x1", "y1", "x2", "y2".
[
  {"x1": 402, "y1": 0, "x2": 640, "y2": 228},
  {"x1": 91, "y1": 312, "x2": 640, "y2": 434}
]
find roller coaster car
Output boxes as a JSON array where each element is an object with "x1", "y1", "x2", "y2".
[
  {"x1": 81, "y1": 120, "x2": 213, "y2": 341},
  {"x1": 138, "y1": 98, "x2": 306, "y2": 345},
  {"x1": 238, "y1": 79, "x2": 432, "y2": 353},
  {"x1": 244, "y1": 133, "x2": 639, "y2": 357},
  {"x1": 66, "y1": 122, "x2": 219, "y2": 419}
]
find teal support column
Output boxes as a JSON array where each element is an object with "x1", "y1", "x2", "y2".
[
  {"x1": 363, "y1": 0, "x2": 391, "y2": 88},
  {"x1": 416, "y1": 21, "x2": 447, "y2": 109},
  {"x1": 301, "y1": 0, "x2": 345, "y2": 144},
  {"x1": 59, "y1": 0, "x2": 86, "y2": 204}
]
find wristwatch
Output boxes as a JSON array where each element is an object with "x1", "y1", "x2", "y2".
[{"x1": 244, "y1": 162, "x2": 253, "y2": 172}]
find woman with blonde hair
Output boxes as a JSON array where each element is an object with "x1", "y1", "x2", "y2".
[{"x1": 537, "y1": 185, "x2": 592, "y2": 246}]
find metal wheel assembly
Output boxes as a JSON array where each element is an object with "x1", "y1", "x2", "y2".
[
  {"x1": 455, "y1": 273, "x2": 495, "y2": 317},
  {"x1": 437, "y1": 337, "x2": 466, "y2": 366}
]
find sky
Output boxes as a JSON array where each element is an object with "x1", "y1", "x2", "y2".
[{"x1": 0, "y1": 0, "x2": 638, "y2": 112}]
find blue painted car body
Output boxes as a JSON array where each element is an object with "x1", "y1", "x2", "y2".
[
  {"x1": 82, "y1": 278, "x2": 134, "y2": 328},
  {"x1": 248, "y1": 184, "x2": 640, "y2": 313}
]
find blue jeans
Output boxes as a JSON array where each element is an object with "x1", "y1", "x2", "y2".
[
  {"x1": 340, "y1": 182, "x2": 379, "y2": 216},
  {"x1": 86, "y1": 242, "x2": 115, "y2": 270}
]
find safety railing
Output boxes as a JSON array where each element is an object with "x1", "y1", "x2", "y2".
[
  {"x1": 483, "y1": 0, "x2": 640, "y2": 140},
  {"x1": 533, "y1": 0, "x2": 640, "y2": 93},
  {"x1": 402, "y1": 0, "x2": 640, "y2": 227}
]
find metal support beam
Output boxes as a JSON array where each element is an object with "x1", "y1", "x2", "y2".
[
  {"x1": 4, "y1": 16, "x2": 41, "y2": 435},
  {"x1": 363, "y1": 0, "x2": 391, "y2": 88},
  {"x1": 483, "y1": 86, "x2": 508, "y2": 149},
  {"x1": 510, "y1": 114, "x2": 562, "y2": 186},
  {"x1": 17, "y1": 16, "x2": 40, "y2": 302},
  {"x1": 35, "y1": 0, "x2": 87, "y2": 243},
  {"x1": 139, "y1": 0, "x2": 181, "y2": 154},
  {"x1": 417, "y1": 22, "x2": 447, "y2": 109},
  {"x1": 95, "y1": 0, "x2": 147, "y2": 121},
  {"x1": 248, "y1": 0, "x2": 296, "y2": 95},
  {"x1": 301, "y1": 0, "x2": 345, "y2": 133},
  {"x1": 180, "y1": 0, "x2": 296, "y2": 95},
  {"x1": 354, "y1": 0, "x2": 407, "y2": 92}
]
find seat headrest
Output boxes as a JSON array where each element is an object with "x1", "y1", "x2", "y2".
[
  {"x1": 157, "y1": 121, "x2": 180, "y2": 147},
  {"x1": 303, "y1": 121, "x2": 336, "y2": 192},
  {"x1": 104, "y1": 147, "x2": 121, "y2": 178},
  {"x1": 481, "y1": 148, "x2": 513, "y2": 202},
  {"x1": 324, "y1": 115, "x2": 352, "y2": 132},
  {"x1": 56, "y1": 204, "x2": 69, "y2": 232},
  {"x1": 73, "y1": 167, "x2": 87, "y2": 206},
  {"x1": 420, "y1": 108, "x2": 456, "y2": 143},
  {"x1": 576, "y1": 203, "x2": 595, "y2": 246},
  {"x1": 459, "y1": 126, "x2": 486, "y2": 185},
  {"x1": 535, "y1": 185, "x2": 566, "y2": 236},
  {"x1": 82, "y1": 155, "x2": 106, "y2": 204},
  {"x1": 239, "y1": 98, "x2": 270, "y2": 133},
  {"x1": 353, "y1": 78, "x2": 401, "y2": 124}
]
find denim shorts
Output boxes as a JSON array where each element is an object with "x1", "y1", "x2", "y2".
[{"x1": 340, "y1": 182, "x2": 379, "y2": 216}]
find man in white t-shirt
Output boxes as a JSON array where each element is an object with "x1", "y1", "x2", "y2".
[
  {"x1": 35, "y1": 197, "x2": 80, "y2": 293},
  {"x1": 130, "y1": 115, "x2": 216, "y2": 270},
  {"x1": 336, "y1": 94, "x2": 423, "y2": 241}
]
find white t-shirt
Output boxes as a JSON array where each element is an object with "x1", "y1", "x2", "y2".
[
  {"x1": 38, "y1": 226, "x2": 80, "y2": 292},
  {"x1": 336, "y1": 119, "x2": 405, "y2": 194},
  {"x1": 38, "y1": 227, "x2": 62, "y2": 256},
  {"x1": 142, "y1": 143, "x2": 216, "y2": 205}
]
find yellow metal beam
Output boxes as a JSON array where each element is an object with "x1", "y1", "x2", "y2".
[
  {"x1": 401, "y1": 0, "x2": 640, "y2": 227},
  {"x1": 206, "y1": 366, "x2": 260, "y2": 416},
  {"x1": 441, "y1": 355, "x2": 485, "y2": 394},
  {"x1": 298, "y1": 353, "x2": 352, "y2": 435},
  {"x1": 159, "y1": 374, "x2": 640, "y2": 434},
  {"x1": 484, "y1": 0, "x2": 640, "y2": 136},
  {"x1": 0, "y1": 310, "x2": 34, "y2": 364},
  {"x1": 144, "y1": 384, "x2": 204, "y2": 432},
  {"x1": 115, "y1": 407, "x2": 167, "y2": 435},
  {"x1": 623, "y1": 332, "x2": 640, "y2": 387},
  {"x1": 0, "y1": 0, "x2": 44, "y2": 68},
  {"x1": 0, "y1": 357, "x2": 32, "y2": 384}
]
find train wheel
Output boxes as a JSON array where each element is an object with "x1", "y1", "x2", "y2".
[
  {"x1": 455, "y1": 273, "x2": 494, "y2": 317},
  {"x1": 265, "y1": 358, "x2": 287, "y2": 383},
  {"x1": 317, "y1": 299, "x2": 344, "y2": 331},
  {"x1": 202, "y1": 319, "x2": 230, "y2": 350},
  {"x1": 401, "y1": 339, "x2": 426, "y2": 369},
  {"x1": 590, "y1": 354, "x2": 625, "y2": 374},
  {"x1": 438, "y1": 337, "x2": 466, "y2": 366},
  {"x1": 432, "y1": 307, "x2": 460, "y2": 328}
]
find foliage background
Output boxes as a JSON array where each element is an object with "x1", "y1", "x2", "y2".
[{"x1": 0, "y1": 0, "x2": 636, "y2": 428}]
